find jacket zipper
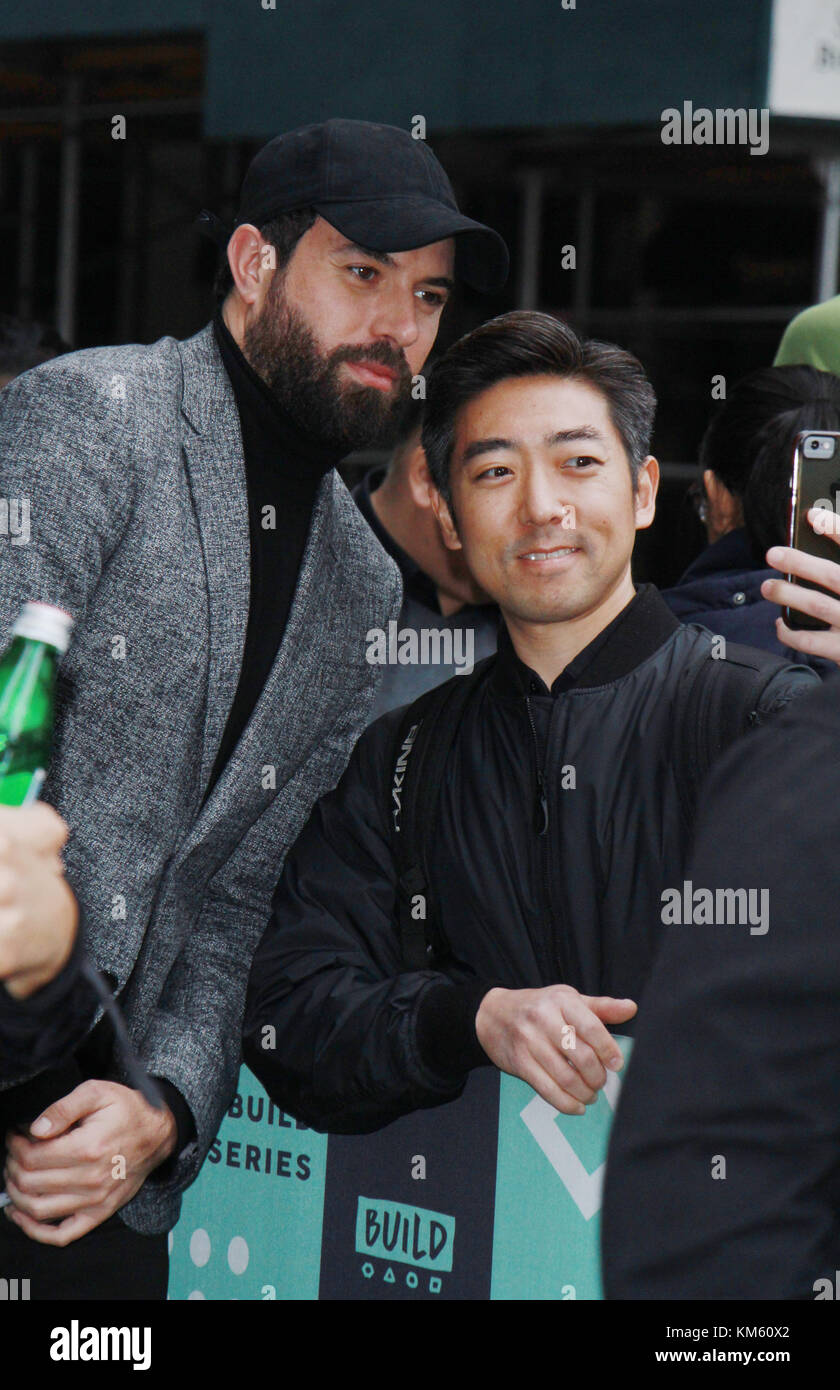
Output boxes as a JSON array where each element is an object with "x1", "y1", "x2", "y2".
[{"x1": 525, "y1": 695, "x2": 562, "y2": 982}]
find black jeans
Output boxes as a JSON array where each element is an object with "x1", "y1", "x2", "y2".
[{"x1": 0, "y1": 1207, "x2": 169, "y2": 1299}]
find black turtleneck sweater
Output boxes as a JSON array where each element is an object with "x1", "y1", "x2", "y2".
[{"x1": 207, "y1": 313, "x2": 342, "y2": 794}]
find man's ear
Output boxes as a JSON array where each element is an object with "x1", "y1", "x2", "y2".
[
  {"x1": 226, "y1": 224, "x2": 272, "y2": 309},
  {"x1": 406, "y1": 441, "x2": 435, "y2": 511},
  {"x1": 703, "y1": 469, "x2": 742, "y2": 532},
  {"x1": 430, "y1": 484, "x2": 462, "y2": 551},
  {"x1": 634, "y1": 455, "x2": 659, "y2": 532}
]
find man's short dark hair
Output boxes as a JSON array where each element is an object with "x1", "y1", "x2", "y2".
[
  {"x1": 421, "y1": 310, "x2": 657, "y2": 506},
  {"x1": 213, "y1": 207, "x2": 317, "y2": 304}
]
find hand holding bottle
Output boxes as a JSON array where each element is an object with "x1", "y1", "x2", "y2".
[{"x1": 0, "y1": 802, "x2": 78, "y2": 999}]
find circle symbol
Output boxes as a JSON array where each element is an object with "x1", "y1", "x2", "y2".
[
  {"x1": 228, "y1": 1236, "x2": 250, "y2": 1275},
  {"x1": 189, "y1": 1228, "x2": 211, "y2": 1268}
]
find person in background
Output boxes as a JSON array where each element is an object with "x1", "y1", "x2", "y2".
[
  {"x1": 0, "y1": 314, "x2": 71, "y2": 389},
  {"x1": 602, "y1": 554, "x2": 840, "y2": 1298},
  {"x1": 662, "y1": 366, "x2": 840, "y2": 673},
  {"x1": 0, "y1": 804, "x2": 92, "y2": 1084},
  {"x1": 775, "y1": 293, "x2": 840, "y2": 374},
  {"x1": 353, "y1": 398, "x2": 498, "y2": 718}
]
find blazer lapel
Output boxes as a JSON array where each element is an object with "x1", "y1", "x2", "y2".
[
  {"x1": 177, "y1": 324, "x2": 251, "y2": 796},
  {"x1": 185, "y1": 469, "x2": 356, "y2": 850}
]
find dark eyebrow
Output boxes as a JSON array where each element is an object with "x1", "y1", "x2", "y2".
[
  {"x1": 462, "y1": 436, "x2": 517, "y2": 463},
  {"x1": 461, "y1": 425, "x2": 605, "y2": 465},
  {"x1": 335, "y1": 241, "x2": 454, "y2": 291},
  {"x1": 545, "y1": 427, "x2": 605, "y2": 446}
]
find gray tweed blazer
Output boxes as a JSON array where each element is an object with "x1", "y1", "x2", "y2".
[{"x1": 0, "y1": 324, "x2": 401, "y2": 1234}]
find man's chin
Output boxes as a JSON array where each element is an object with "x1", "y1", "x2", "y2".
[
  {"x1": 499, "y1": 582, "x2": 600, "y2": 626},
  {"x1": 504, "y1": 602, "x2": 587, "y2": 625},
  {"x1": 336, "y1": 389, "x2": 409, "y2": 449}
]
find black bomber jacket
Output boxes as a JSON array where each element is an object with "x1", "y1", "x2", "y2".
[{"x1": 242, "y1": 585, "x2": 819, "y2": 1133}]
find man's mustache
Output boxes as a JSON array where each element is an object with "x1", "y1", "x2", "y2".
[{"x1": 328, "y1": 341, "x2": 411, "y2": 384}]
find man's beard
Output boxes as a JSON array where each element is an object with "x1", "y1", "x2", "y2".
[{"x1": 242, "y1": 275, "x2": 414, "y2": 453}]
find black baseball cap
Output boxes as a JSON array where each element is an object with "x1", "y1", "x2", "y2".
[{"x1": 198, "y1": 119, "x2": 508, "y2": 294}]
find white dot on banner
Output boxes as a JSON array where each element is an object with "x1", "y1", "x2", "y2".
[
  {"x1": 228, "y1": 1236, "x2": 249, "y2": 1275},
  {"x1": 187, "y1": 1291, "x2": 206, "y2": 1300},
  {"x1": 189, "y1": 1228, "x2": 211, "y2": 1268}
]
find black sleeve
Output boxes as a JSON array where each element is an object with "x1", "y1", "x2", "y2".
[
  {"x1": 602, "y1": 677, "x2": 840, "y2": 1299},
  {"x1": 0, "y1": 920, "x2": 97, "y2": 1085},
  {"x1": 152, "y1": 1079, "x2": 196, "y2": 1154},
  {"x1": 242, "y1": 713, "x2": 495, "y2": 1134}
]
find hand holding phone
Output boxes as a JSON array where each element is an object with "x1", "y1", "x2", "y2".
[
  {"x1": 760, "y1": 432, "x2": 840, "y2": 667},
  {"x1": 784, "y1": 431, "x2": 840, "y2": 630}
]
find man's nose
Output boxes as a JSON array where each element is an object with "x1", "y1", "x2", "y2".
[
  {"x1": 368, "y1": 286, "x2": 420, "y2": 350},
  {"x1": 520, "y1": 467, "x2": 569, "y2": 528}
]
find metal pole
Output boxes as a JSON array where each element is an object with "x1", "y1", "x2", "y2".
[
  {"x1": 55, "y1": 75, "x2": 82, "y2": 345},
  {"x1": 17, "y1": 145, "x2": 38, "y2": 319},
  {"x1": 222, "y1": 141, "x2": 240, "y2": 215},
  {"x1": 572, "y1": 186, "x2": 594, "y2": 328},
  {"x1": 814, "y1": 156, "x2": 840, "y2": 303},
  {"x1": 517, "y1": 170, "x2": 544, "y2": 310},
  {"x1": 117, "y1": 145, "x2": 141, "y2": 342}
]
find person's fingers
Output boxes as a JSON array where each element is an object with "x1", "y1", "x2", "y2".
[
  {"x1": 4, "y1": 1204, "x2": 103, "y2": 1247},
  {"x1": 3, "y1": 1175, "x2": 95, "y2": 1222},
  {"x1": 0, "y1": 804, "x2": 68, "y2": 855},
  {"x1": 807, "y1": 506, "x2": 840, "y2": 544},
  {"x1": 25, "y1": 1081, "x2": 107, "y2": 1142},
  {"x1": 568, "y1": 995, "x2": 634, "y2": 1070},
  {"x1": 514, "y1": 1057, "x2": 587, "y2": 1116},
  {"x1": 582, "y1": 995, "x2": 637, "y2": 1024},
  {"x1": 5, "y1": 1154, "x2": 105, "y2": 1196},
  {"x1": 527, "y1": 1038, "x2": 600, "y2": 1104},
  {"x1": 5, "y1": 1126, "x2": 107, "y2": 1172},
  {"x1": 541, "y1": 1028, "x2": 607, "y2": 1091},
  {"x1": 773, "y1": 613, "x2": 840, "y2": 661},
  {"x1": 562, "y1": 1043, "x2": 607, "y2": 1093},
  {"x1": 761, "y1": 573, "x2": 840, "y2": 632},
  {"x1": 765, "y1": 546, "x2": 840, "y2": 600}
]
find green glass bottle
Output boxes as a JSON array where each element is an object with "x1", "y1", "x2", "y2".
[{"x1": 0, "y1": 602, "x2": 74, "y2": 806}]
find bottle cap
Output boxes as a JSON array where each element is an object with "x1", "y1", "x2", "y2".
[{"x1": 12, "y1": 602, "x2": 75, "y2": 655}]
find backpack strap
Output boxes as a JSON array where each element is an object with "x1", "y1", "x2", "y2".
[
  {"x1": 390, "y1": 659, "x2": 494, "y2": 969},
  {"x1": 674, "y1": 639, "x2": 800, "y2": 829}
]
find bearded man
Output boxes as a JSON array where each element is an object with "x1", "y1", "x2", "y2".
[{"x1": 0, "y1": 118, "x2": 507, "y2": 1299}]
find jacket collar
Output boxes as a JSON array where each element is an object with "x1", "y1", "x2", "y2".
[
  {"x1": 490, "y1": 583, "x2": 681, "y2": 698},
  {"x1": 675, "y1": 527, "x2": 756, "y2": 583},
  {"x1": 176, "y1": 325, "x2": 251, "y2": 794},
  {"x1": 178, "y1": 322, "x2": 231, "y2": 437}
]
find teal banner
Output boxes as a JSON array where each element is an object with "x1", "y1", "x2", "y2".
[
  {"x1": 168, "y1": 1070, "x2": 328, "y2": 1301},
  {"x1": 169, "y1": 1037, "x2": 632, "y2": 1301}
]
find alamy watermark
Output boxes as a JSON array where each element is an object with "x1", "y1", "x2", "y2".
[
  {"x1": 660, "y1": 102, "x2": 769, "y2": 157},
  {"x1": 661, "y1": 880, "x2": 769, "y2": 935},
  {"x1": 0, "y1": 1276, "x2": 29, "y2": 1300},
  {"x1": 366, "y1": 622, "x2": 474, "y2": 675},
  {"x1": 50, "y1": 1321, "x2": 151, "y2": 1370}
]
